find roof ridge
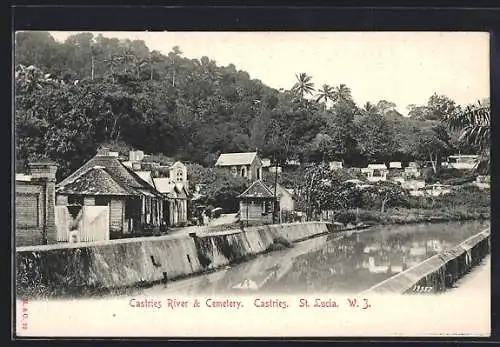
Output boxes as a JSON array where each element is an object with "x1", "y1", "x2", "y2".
[{"x1": 57, "y1": 155, "x2": 101, "y2": 187}]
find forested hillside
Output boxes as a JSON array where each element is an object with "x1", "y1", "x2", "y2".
[{"x1": 14, "y1": 31, "x2": 483, "y2": 180}]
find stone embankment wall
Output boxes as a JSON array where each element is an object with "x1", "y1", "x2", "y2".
[
  {"x1": 16, "y1": 222, "x2": 334, "y2": 297},
  {"x1": 363, "y1": 227, "x2": 490, "y2": 295}
]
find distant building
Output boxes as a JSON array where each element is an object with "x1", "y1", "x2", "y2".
[
  {"x1": 122, "y1": 151, "x2": 189, "y2": 190},
  {"x1": 362, "y1": 164, "x2": 388, "y2": 182},
  {"x1": 285, "y1": 159, "x2": 301, "y2": 167},
  {"x1": 389, "y1": 162, "x2": 402, "y2": 169},
  {"x1": 153, "y1": 178, "x2": 189, "y2": 227},
  {"x1": 447, "y1": 154, "x2": 479, "y2": 170},
  {"x1": 261, "y1": 158, "x2": 271, "y2": 168},
  {"x1": 215, "y1": 152, "x2": 263, "y2": 181},
  {"x1": 329, "y1": 161, "x2": 343, "y2": 171},
  {"x1": 404, "y1": 164, "x2": 421, "y2": 179}
]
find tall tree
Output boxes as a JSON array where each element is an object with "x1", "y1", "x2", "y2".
[
  {"x1": 315, "y1": 84, "x2": 335, "y2": 106},
  {"x1": 333, "y1": 84, "x2": 352, "y2": 103},
  {"x1": 292, "y1": 73, "x2": 315, "y2": 99}
]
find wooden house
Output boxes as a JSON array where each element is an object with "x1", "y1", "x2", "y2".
[
  {"x1": 56, "y1": 148, "x2": 163, "y2": 237},
  {"x1": 215, "y1": 152, "x2": 263, "y2": 181},
  {"x1": 238, "y1": 180, "x2": 278, "y2": 224}
]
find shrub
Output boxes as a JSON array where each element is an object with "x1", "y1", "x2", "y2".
[
  {"x1": 334, "y1": 210, "x2": 357, "y2": 225},
  {"x1": 266, "y1": 236, "x2": 293, "y2": 252}
]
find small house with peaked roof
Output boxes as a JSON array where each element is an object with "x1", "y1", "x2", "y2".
[
  {"x1": 215, "y1": 152, "x2": 263, "y2": 181},
  {"x1": 237, "y1": 180, "x2": 277, "y2": 224},
  {"x1": 153, "y1": 178, "x2": 189, "y2": 227},
  {"x1": 56, "y1": 147, "x2": 163, "y2": 237}
]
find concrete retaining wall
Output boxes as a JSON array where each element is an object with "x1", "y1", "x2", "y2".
[
  {"x1": 16, "y1": 222, "x2": 331, "y2": 298},
  {"x1": 363, "y1": 227, "x2": 490, "y2": 294}
]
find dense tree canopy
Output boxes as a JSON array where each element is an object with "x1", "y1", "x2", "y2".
[{"x1": 14, "y1": 31, "x2": 485, "y2": 181}]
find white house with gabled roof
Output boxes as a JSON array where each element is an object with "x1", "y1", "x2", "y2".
[{"x1": 215, "y1": 152, "x2": 263, "y2": 181}]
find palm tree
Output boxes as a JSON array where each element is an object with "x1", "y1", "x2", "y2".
[
  {"x1": 363, "y1": 102, "x2": 377, "y2": 115},
  {"x1": 292, "y1": 73, "x2": 315, "y2": 99},
  {"x1": 333, "y1": 84, "x2": 352, "y2": 103},
  {"x1": 445, "y1": 100, "x2": 490, "y2": 171},
  {"x1": 315, "y1": 84, "x2": 336, "y2": 105}
]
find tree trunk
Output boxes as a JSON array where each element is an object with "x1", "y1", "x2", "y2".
[
  {"x1": 381, "y1": 194, "x2": 388, "y2": 213},
  {"x1": 428, "y1": 151, "x2": 437, "y2": 174},
  {"x1": 273, "y1": 157, "x2": 279, "y2": 224},
  {"x1": 91, "y1": 55, "x2": 95, "y2": 80}
]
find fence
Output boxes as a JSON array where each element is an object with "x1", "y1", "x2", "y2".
[{"x1": 55, "y1": 206, "x2": 110, "y2": 243}]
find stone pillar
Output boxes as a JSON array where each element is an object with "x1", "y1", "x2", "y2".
[{"x1": 29, "y1": 162, "x2": 57, "y2": 245}]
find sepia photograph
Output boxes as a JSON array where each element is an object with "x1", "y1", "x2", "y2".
[{"x1": 14, "y1": 30, "x2": 491, "y2": 337}]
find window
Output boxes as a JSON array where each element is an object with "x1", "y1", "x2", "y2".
[
  {"x1": 262, "y1": 201, "x2": 272, "y2": 214},
  {"x1": 241, "y1": 167, "x2": 246, "y2": 177},
  {"x1": 95, "y1": 196, "x2": 111, "y2": 206},
  {"x1": 257, "y1": 168, "x2": 261, "y2": 180},
  {"x1": 176, "y1": 169, "x2": 184, "y2": 182},
  {"x1": 231, "y1": 167, "x2": 237, "y2": 176}
]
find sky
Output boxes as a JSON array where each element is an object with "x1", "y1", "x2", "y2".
[{"x1": 49, "y1": 31, "x2": 490, "y2": 116}]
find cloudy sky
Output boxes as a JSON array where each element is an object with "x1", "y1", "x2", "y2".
[{"x1": 49, "y1": 31, "x2": 490, "y2": 116}]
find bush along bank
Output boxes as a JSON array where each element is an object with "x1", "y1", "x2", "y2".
[
  {"x1": 333, "y1": 206, "x2": 490, "y2": 227},
  {"x1": 328, "y1": 184, "x2": 490, "y2": 227}
]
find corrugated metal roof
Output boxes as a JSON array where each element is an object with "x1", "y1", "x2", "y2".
[
  {"x1": 367, "y1": 164, "x2": 388, "y2": 170},
  {"x1": 215, "y1": 152, "x2": 258, "y2": 166}
]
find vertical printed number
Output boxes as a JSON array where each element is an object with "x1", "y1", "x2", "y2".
[{"x1": 21, "y1": 298, "x2": 28, "y2": 330}]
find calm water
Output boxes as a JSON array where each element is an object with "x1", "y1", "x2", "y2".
[{"x1": 136, "y1": 220, "x2": 489, "y2": 295}]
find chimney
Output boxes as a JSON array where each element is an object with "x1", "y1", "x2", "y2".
[{"x1": 97, "y1": 147, "x2": 110, "y2": 156}]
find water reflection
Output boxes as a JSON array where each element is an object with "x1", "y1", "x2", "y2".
[{"x1": 139, "y1": 220, "x2": 488, "y2": 296}]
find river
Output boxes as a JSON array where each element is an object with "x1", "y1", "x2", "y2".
[{"x1": 131, "y1": 220, "x2": 489, "y2": 296}]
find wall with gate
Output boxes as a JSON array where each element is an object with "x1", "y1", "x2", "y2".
[{"x1": 15, "y1": 162, "x2": 57, "y2": 247}]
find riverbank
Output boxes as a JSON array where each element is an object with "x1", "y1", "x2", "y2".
[
  {"x1": 16, "y1": 221, "x2": 334, "y2": 299},
  {"x1": 333, "y1": 206, "x2": 490, "y2": 227}
]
